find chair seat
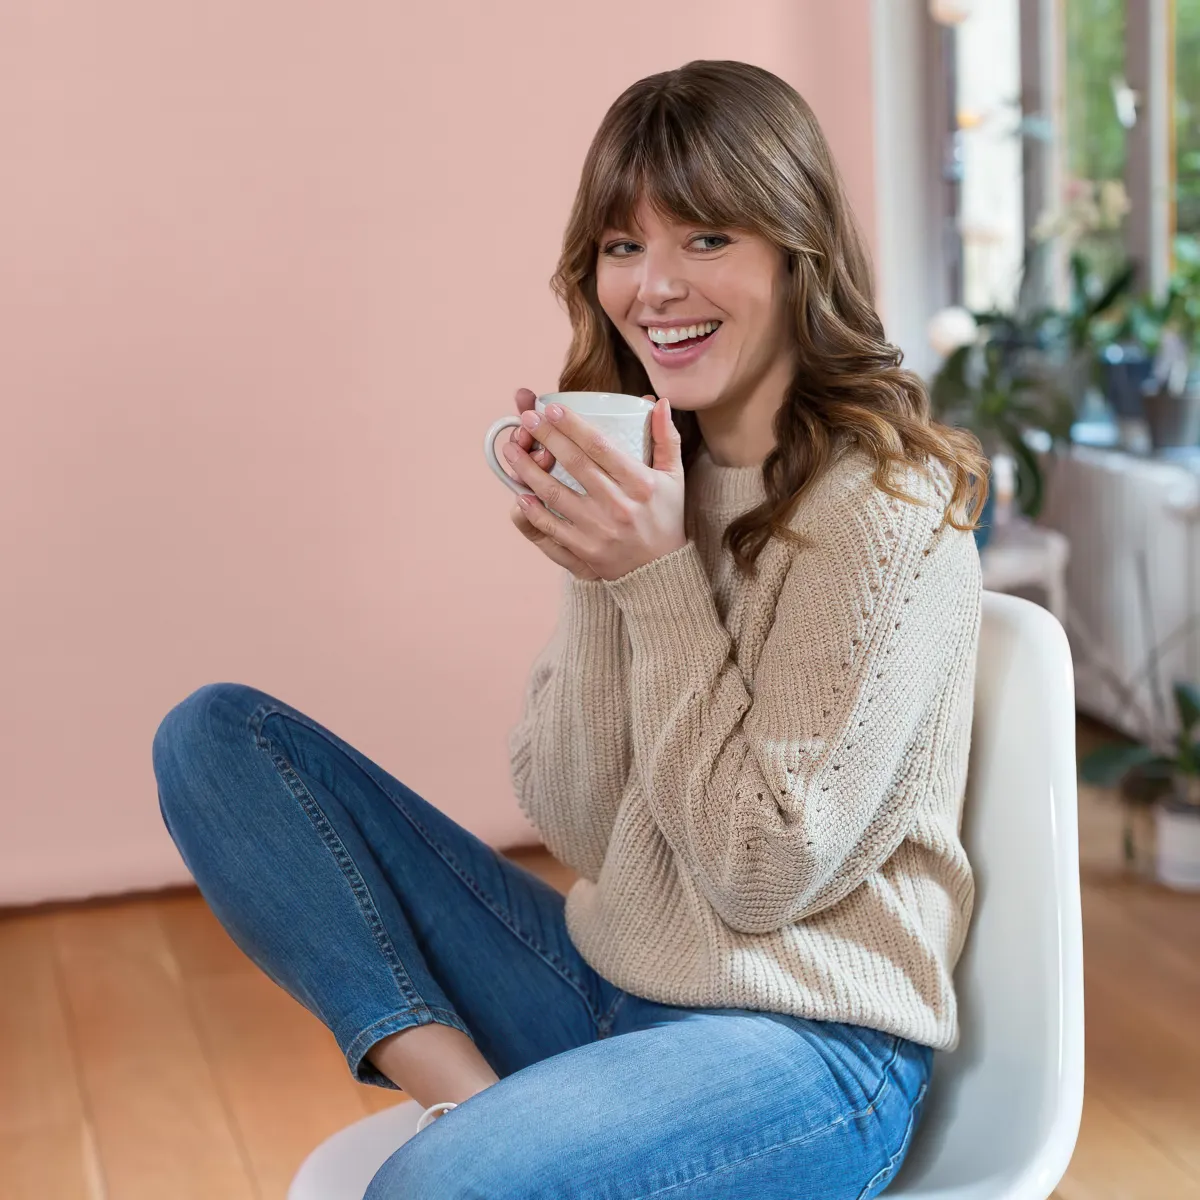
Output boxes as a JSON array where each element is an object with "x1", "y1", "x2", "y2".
[{"x1": 288, "y1": 1100, "x2": 424, "y2": 1200}]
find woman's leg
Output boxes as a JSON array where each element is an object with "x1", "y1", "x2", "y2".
[
  {"x1": 151, "y1": 681, "x2": 627, "y2": 1103},
  {"x1": 366, "y1": 1001, "x2": 933, "y2": 1200}
]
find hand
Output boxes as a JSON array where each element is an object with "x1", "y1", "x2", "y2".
[
  {"x1": 507, "y1": 388, "x2": 600, "y2": 580},
  {"x1": 502, "y1": 393, "x2": 688, "y2": 582}
]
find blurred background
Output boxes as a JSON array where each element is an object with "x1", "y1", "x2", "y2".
[{"x1": 1, "y1": 0, "x2": 1198, "y2": 1196}]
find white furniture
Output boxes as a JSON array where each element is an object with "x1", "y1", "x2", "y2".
[
  {"x1": 979, "y1": 517, "x2": 1070, "y2": 625},
  {"x1": 289, "y1": 592, "x2": 1085, "y2": 1200},
  {"x1": 1039, "y1": 443, "x2": 1200, "y2": 745}
]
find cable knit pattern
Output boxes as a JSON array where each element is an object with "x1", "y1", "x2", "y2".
[{"x1": 508, "y1": 443, "x2": 981, "y2": 1050}]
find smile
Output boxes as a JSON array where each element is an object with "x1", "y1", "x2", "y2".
[{"x1": 644, "y1": 321, "x2": 722, "y2": 368}]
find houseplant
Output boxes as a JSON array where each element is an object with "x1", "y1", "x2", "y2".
[
  {"x1": 928, "y1": 304, "x2": 1076, "y2": 539},
  {"x1": 1080, "y1": 680, "x2": 1200, "y2": 890},
  {"x1": 928, "y1": 227, "x2": 1134, "y2": 540},
  {"x1": 1106, "y1": 235, "x2": 1200, "y2": 448}
]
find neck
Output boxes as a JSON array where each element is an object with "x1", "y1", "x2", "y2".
[{"x1": 693, "y1": 346, "x2": 796, "y2": 468}]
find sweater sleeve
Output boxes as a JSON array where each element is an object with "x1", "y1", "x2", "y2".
[
  {"x1": 601, "y1": 465, "x2": 981, "y2": 935},
  {"x1": 507, "y1": 572, "x2": 632, "y2": 882}
]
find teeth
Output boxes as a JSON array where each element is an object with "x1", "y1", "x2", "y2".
[{"x1": 647, "y1": 320, "x2": 721, "y2": 345}]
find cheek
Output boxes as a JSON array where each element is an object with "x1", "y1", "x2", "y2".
[{"x1": 593, "y1": 265, "x2": 629, "y2": 322}]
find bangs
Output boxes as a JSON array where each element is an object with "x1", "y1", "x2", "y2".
[{"x1": 591, "y1": 104, "x2": 749, "y2": 241}]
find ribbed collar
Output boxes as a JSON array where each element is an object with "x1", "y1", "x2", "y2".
[{"x1": 686, "y1": 443, "x2": 768, "y2": 516}]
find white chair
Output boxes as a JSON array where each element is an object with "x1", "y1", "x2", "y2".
[{"x1": 289, "y1": 591, "x2": 1085, "y2": 1200}]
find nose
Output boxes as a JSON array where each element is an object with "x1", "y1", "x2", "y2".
[{"x1": 634, "y1": 244, "x2": 689, "y2": 311}]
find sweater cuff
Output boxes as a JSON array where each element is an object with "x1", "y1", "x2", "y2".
[
  {"x1": 561, "y1": 571, "x2": 625, "y2": 651},
  {"x1": 601, "y1": 540, "x2": 728, "y2": 662}
]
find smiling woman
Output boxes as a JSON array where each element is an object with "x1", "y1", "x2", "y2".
[{"x1": 154, "y1": 59, "x2": 985, "y2": 1200}]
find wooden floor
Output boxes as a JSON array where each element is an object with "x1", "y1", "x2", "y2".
[{"x1": 2, "y1": 723, "x2": 1198, "y2": 1198}]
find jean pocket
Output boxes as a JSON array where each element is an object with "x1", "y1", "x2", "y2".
[{"x1": 854, "y1": 1077, "x2": 929, "y2": 1200}]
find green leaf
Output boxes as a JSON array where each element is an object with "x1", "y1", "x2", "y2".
[
  {"x1": 929, "y1": 344, "x2": 973, "y2": 418},
  {"x1": 1088, "y1": 261, "x2": 1137, "y2": 320},
  {"x1": 1079, "y1": 742, "x2": 1164, "y2": 786},
  {"x1": 994, "y1": 417, "x2": 1045, "y2": 518},
  {"x1": 1174, "y1": 682, "x2": 1200, "y2": 735}
]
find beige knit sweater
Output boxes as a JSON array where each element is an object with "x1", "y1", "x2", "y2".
[{"x1": 508, "y1": 442, "x2": 982, "y2": 1051}]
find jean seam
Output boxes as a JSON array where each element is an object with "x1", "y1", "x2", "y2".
[
  {"x1": 598, "y1": 989, "x2": 628, "y2": 1034},
  {"x1": 628, "y1": 1035, "x2": 905, "y2": 1200},
  {"x1": 345, "y1": 1005, "x2": 472, "y2": 1087},
  {"x1": 249, "y1": 706, "x2": 427, "y2": 1016},
  {"x1": 391, "y1": 792, "x2": 608, "y2": 1030},
  {"x1": 248, "y1": 700, "x2": 607, "y2": 1033},
  {"x1": 854, "y1": 1076, "x2": 929, "y2": 1200}
]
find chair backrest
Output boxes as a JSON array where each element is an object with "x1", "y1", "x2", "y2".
[{"x1": 892, "y1": 591, "x2": 1085, "y2": 1198}]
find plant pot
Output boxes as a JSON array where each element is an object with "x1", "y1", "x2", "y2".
[
  {"x1": 1101, "y1": 347, "x2": 1152, "y2": 419},
  {"x1": 1120, "y1": 802, "x2": 1159, "y2": 879},
  {"x1": 1141, "y1": 385, "x2": 1200, "y2": 450},
  {"x1": 1154, "y1": 797, "x2": 1200, "y2": 890}
]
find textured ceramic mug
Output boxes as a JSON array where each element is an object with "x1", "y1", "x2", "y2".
[{"x1": 483, "y1": 392, "x2": 656, "y2": 517}]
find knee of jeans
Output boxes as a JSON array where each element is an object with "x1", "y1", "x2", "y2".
[
  {"x1": 152, "y1": 682, "x2": 260, "y2": 827},
  {"x1": 363, "y1": 1118, "x2": 540, "y2": 1200}
]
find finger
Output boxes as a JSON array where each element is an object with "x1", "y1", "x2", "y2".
[
  {"x1": 512, "y1": 389, "x2": 543, "y2": 455},
  {"x1": 509, "y1": 503, "x2": 589, "y2": 572},
  {"x1": 525, "y1": 404, "x2": 642, "y2": 497},
  {"x1": 507, "y1": 427, "x2": 554, "y2": 469},
  {"x1": 510, "y1": 490, "x2": 590, "y2": 563},
  {"x1": 503, "y1": 439, "x2": 587, "y2": 525}
]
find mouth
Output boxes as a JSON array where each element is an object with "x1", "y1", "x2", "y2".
[{"x1": 644, "y1": 321, "x2": 722, "y2": 368}]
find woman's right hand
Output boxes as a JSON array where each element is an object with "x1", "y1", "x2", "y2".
[{"x1": 507, "y1": 387, "x2": 601, "y2": 581}]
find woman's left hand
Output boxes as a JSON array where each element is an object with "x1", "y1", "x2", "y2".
[{"x1": 501, "y1": 395, "x2": 688, "y2": 582}]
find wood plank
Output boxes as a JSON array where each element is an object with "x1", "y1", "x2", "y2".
[
  {"x1": 156, "y1": 889, "x2": 411, "y2": 1193},
  {"x1": 0, "y1": 912, "x2": 88, "y2": 1133},
  {"x1": 0, "y1": 911, "x2": 99, "y2": 1198},
  {"x1": 1082, "y1": 965, "x2": 1200, "y2": 1178},
  {"x1": 0, "y1": 1125, "x2": 104, "y2": 1200},
  {"x1": 1079, "y1": 882, "x2": 1200, "y2": 1058},
  {"x1": 356, "y1": 1086, "x2": 410, "y2": 1115},
  {"x1": 1057, "y1": 1087, "x2": 1200, "y2": 1200},
  {"x1": 52, "y1": 898, "x2": 257, "y2": 1200},
  {"x1": 155, "y1": 887, "x2": 258, "y2": 979}
]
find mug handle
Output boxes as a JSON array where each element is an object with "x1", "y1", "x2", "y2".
[{"x1": 483, "y1": 415, "x2": 536, "y2": 497}]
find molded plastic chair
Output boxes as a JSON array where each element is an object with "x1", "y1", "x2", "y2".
[{"x1": 289, "y1": 591, "x2": 1085, "y2": 1200}]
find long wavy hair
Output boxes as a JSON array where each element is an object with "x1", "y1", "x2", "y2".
[{"x1": 550, "y1": 60, "x2": 988, "y2": 578}]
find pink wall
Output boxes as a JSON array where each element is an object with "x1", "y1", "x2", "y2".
[{"x1": 0, "y1": 1, "x2": 877, "y2": 906}]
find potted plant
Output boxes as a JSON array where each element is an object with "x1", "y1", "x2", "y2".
[
  {"x1": 928, "y1": 305, "x2": 1076, "y2": 544},
  {"x1": 927, "y1": 229, "x2": 1133, "y2": 544},
  {"x1": 1105, "y1": 234, "x2": 1200, "y2": 449},
  {"x1": 1081, "y1": 681, "x2": 1200, "y2": 890}
]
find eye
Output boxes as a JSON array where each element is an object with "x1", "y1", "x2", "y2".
[
  {"x1": 602, "y1": 240, "x2": 640, "y2": 257},
  {"x1": 694, "y1": 234, "x2": 730, "y2": 251}
]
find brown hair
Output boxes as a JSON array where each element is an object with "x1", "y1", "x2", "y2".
[{"x1": 549, "y1": 59, "x2": 987, "y2": 578}]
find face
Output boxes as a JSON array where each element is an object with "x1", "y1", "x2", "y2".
[{"x1": 594, "y1": 199, "x2": 796, "y2": 417}]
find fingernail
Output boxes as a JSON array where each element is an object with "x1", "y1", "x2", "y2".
[
  {"x1": 503, "y1": 443, "x2": 519, "y2": 462},
  {"x1": 521, "y1": 410, "x2": 540, "y2": 429},
  {"x1": 545, "y1": 404, "x2": 563, "y2": 421}
]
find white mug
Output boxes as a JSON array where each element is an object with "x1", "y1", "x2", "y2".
[{"x1": 483, "y1": 391, "x2": 656, "y2": 517}]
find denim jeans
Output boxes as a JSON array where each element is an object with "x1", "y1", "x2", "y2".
[{"x1": 152, "y1": 681, "x2": 933, "y2": 1199}]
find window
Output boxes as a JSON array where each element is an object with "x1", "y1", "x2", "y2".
[
  {"x1": 1176, "y1": 0, "x2": 1200, "y2": 246},
  {"x1": 1064, "y1": 0, "x2": 1129, "y2": 277}
]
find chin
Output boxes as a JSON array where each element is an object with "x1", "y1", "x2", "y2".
[{"x1": 645, "y1": 380, "x2": 721, "y2": 411}]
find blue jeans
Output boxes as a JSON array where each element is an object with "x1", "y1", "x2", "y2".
[{"x1": 152, "y1": 682, "x2": 933, "y2": 1199}]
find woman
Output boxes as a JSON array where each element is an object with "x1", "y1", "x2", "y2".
[{"x1": 153, "y1": 60, "x2": 985, "y2": 1198}]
